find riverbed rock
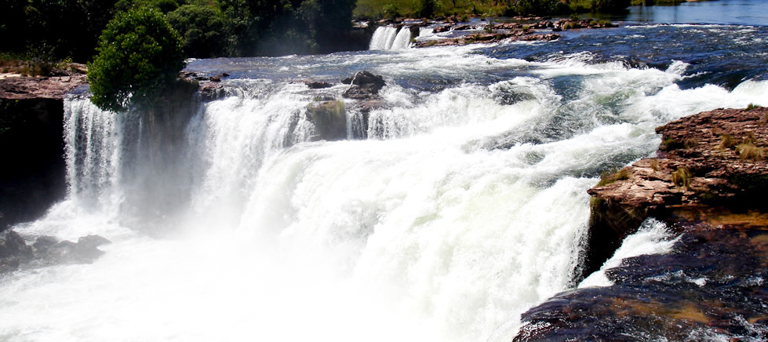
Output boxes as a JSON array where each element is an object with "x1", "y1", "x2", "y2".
[
  {"x1": 306, "y1": 100, "x2": 347, "y2": 141},
  {"x1": 516, "y1": 106, "x2": 768, "y2": 341},
  {"x1": 0, "y1": 230, "x2": 34, "y2": 272},
  {"x1": 342, "y1": 71, "x2": 386, "y2": 100},
  {"x1": 41, "y1": 235, "x2": 112, "y2": 264},
  {"x1": 584, "y1": 106, "x2": 768, "y2": 276}
]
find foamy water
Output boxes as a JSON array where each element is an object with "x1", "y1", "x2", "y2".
[{"x1": 3, "y1": 23, "x2": 768, "y2": 342}]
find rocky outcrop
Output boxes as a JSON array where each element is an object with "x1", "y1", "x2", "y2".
[
  {"x1": 415, "y1": 31, "x2": 559, "y2": 48},
  {"x1": 516, "y1": 106, "x2": 768, "y2": 341},
  {"x1": 0, "y1": 97, "x2": 68, "y2": 230},
  {"x1": 342, "y1": 71, "x2": 386, "y2": 100},
  {"x1": 516, "y1": 226, "x2": 768, "y2": 341},
  {"x1": 0, "y1": 74, "x2": 88, "y2": 100},
  {"x1": 584, "y1": 107, "x2": 768, "y2": 276},
  {"x1": 0, "y1": 230, "x2": 110, "y2": 273},
  {"x1": 413, "y1": 18, "x2": 616, "y2": 48}
]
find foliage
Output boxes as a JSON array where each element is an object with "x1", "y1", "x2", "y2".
[
  {"x1": 417, "y1": 0, "x2": 438, "y2": 18},
  {"x1": 589, "y1": 0, "x2": 630, "y2": 13},
  {"x1": 167, "y1": 4, "x2": 230, "y2": 57},
  {"x1": 671, "y1": 167, "x2": 692, "y2": 189},
  {"x1": 718, "y1": 134, "x2": 738, "y2": 150},
  {"x1": 88, "y1": 6, "x2": 185, "y2": 112},
  {"x1": 355, "y1": 0, "x2": 628, "y2": 19},
  {"x1": 736, "y1": 143, "x2": 765, "y2": 161},
  {"x1": 4, "y1": 0, "x2": 121, "y2": 62},
  {"x1": 597, "y1": 167, "x2": 631, "y2": 186}
]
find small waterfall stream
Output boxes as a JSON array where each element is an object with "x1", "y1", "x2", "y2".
[{"x1": 370, "y1": 26, "x2": 412, "y2": 50}]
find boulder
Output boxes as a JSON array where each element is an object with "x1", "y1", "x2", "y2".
[
  {"x1": 342, "y1": 71, "x2": 386, "y2": 100},
  {"x1": 0, "y1": 230, "x2": 34, "y2": 272},
  {"x1": 43, "y1": 235, "x2": 111, "y2": 264},
  {"x1": 305, "y1": 81, "x2": 333, "y2": 89},
  {"x1": 306, "y1": 100, "x2": 347, "y2": 141}
]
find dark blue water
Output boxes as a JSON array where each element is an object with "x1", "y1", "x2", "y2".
[{"x1": 625, "y1": 0, "x2": 768, "y2": 26}]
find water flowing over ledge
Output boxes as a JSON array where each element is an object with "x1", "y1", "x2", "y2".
[{"x1": 1, "y1": 21, "x2": 768, "y2": 341}]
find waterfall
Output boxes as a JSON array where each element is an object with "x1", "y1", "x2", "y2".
[
  {"x1": 2, "y1": 23, "x2": 768, "y2": 342},
  {"x1": 369, "y1": 26, "x2": 411, "y2": 50}
]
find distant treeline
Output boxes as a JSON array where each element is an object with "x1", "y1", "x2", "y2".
[
  {"x1": 355, "y1": 0, "x2": 633, "y2": 22},
  {"x1": 0, "y1": 0, "x2": 644, "y2": 63},
  {"x1": 0, "y1": 0, "x2": 363, "y2": 62}
]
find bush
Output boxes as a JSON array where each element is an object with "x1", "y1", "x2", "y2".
[
  {"x1": 167, "y1": 4, "x2": 230, "y2": 58},
  {"x1": 88, "y1": 6, "x2": 185, "y2": 112}
]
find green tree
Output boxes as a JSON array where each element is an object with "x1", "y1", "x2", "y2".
[
  {"x1": 88, "y1": 6, "x2": 185, "y2": 112},
  {"x1": 167, "y1": 4, "x2": 230, "y2": 57}
]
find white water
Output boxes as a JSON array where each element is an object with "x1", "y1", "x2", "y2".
[
  {"x1": 578, "y1": 218, "x2": 679, "y2": 288},
  {"x1": 370, "y1": 26, "x2": 412, "y2": 50},
  {"x1": 3, "y1": 44, "x2": 768, "y2": 341}
]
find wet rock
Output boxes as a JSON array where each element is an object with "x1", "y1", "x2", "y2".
[
  {"x1": 305, "y1": 81, "x2": 333, "y2": 89},
  {"x1": 198, "y1": 81, "x2": 227, "y2": 101},
  {"x1": 44, "y1": 235, "x2": 111, "y2": 264},
  {"x1": 32, "y1": 235, "x2": 58, "y2": 252},
  {"x1": 0, "y1": 230, "x2": 33, "y2": 272},
  {"x1": 584, "y1": 106, "x2": 768, "y2": 276},
  {"x1": 516, "y1": 228, "x2": 768, "y2": 341},
  {"x1": 342, "y1": 71, "x2": 386, "y2": 100},
  {"x1": 306, "y1": 100, "x2": 347, "y2": 141},
  {"x1": 516, "y1": 106, "x2": 768, "y2": 341}
]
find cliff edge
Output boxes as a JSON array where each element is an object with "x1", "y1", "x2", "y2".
[{"x1": 516, "y1": 106, "x2": 768, "y2": 341}]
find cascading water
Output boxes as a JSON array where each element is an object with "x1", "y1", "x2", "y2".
[
  {"x1": 370, "y1": 26, "x2": 412, "y2": 50},
  {"x1": 2, "y1": 20, "x2": 768, "y2": 342}
]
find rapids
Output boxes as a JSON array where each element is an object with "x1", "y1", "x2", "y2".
[{"x1": 2, "y1": 12, "x2": 768, "y2": 342}]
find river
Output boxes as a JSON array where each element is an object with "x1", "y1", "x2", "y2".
[{"x1": 1, "y1": 2, "x2": 767, "y2": 341}]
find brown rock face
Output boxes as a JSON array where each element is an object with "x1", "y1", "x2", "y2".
[
  {"x1": 516, "y1": 107, "x2": 768, "y2": 341},
  {"x1": 583, "y1": 107, "x2": 768, "y2": 276},
  {"x1": 0, "y1": 75, "x2": 88, "y2": 100}
]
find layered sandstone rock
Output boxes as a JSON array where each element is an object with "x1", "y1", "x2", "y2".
[{"x1": 516, "y1": 106, "x2": 768, "y2": 341}]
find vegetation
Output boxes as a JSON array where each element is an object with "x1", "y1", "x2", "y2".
[
  {"x1": 87, "y1": 6, "x2": 185, "y2": 112},
  {"x1": 736, "y1": 143, "x2": 765, "y2": 161},
  {"x1": 718, "y1": 134, "x2": 738, "y2": 150},
  {"x1": 671, "y1": 166, "x2": 692, "y2": 189},
  {"x1": 354, "y1": 0, "x2": 630, "y2": 19},
  {"x1": 597, "y1": 167, "x2": 631, "y2": 187}
]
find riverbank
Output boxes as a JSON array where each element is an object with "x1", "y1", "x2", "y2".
[{"x1": 516, "y1": 106, "x2": 768, "y2": 340}]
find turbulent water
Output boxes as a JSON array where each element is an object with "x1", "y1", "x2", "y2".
[{"x1": 3, "y1": 13, "x2": 768, "y2": 342}]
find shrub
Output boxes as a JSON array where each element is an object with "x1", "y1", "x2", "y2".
[
  {"x1": 383, "y1": 3, "x2": 400, "y2": 19},
  {"x1": 88, "y1": 6, "x2": 185, "y2": 112},
  {"x1": 718, "y1": 134, "x2": 738, "y2": 150},
  {"x1": 167, "y1": 4, "x2": 230, "y2": 58},
  {"x1": 736, "y1": 143, "x2": 765, "y2": 161},
  {"x1": 597, "y1": 167, "x2": 631, "y2": 186},
  {"x1": 671, "y1": 167, "x2": 692, "y2": 189}
]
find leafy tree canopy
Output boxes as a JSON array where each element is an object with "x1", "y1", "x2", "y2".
[
  {"x1": 87, "y1": 6, "x2": 185, "y2": 112},
  {"x1": 167, "y1": 4, "x2": 231, "y2": 57}
]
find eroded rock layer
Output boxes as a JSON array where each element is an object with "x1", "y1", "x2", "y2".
[{"x1": 516, "y1": 107, "x2": 768, "y2": 341}]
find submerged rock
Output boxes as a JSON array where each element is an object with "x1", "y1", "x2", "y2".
[
  {"x1": 0, "y1": 230, "x2": 33, "y2": 273},
  {"x1": 0, "y1": 231, "x2": 111, "y2": 273}
]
